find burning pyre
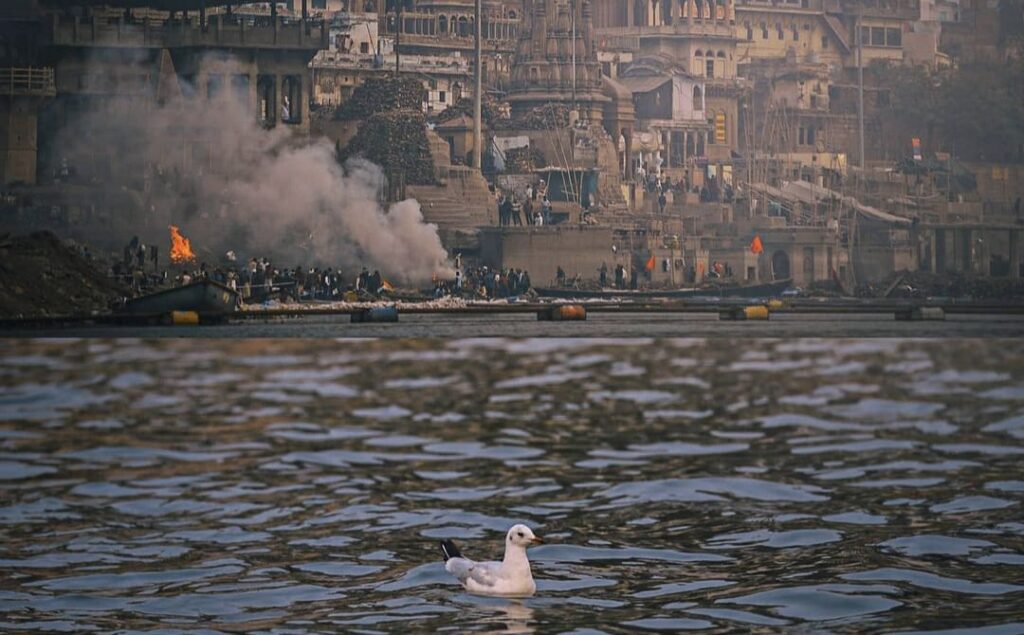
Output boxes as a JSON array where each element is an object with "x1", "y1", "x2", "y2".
[{"x1": 169, "y1": 225, "x2": 196, "y2": 264}]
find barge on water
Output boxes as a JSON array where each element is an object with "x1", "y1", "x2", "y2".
[
  {"x1": 119, "y1": 279, "x2": 239, "y2": 319},
  {"x1": 534, "y1": 278, "x2": 793, "y2": 300}
]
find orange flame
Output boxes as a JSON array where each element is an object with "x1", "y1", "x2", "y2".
[{"x1": 169, "y1": 225, "x2": 196, "y2": 264}]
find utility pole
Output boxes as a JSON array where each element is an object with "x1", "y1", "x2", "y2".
[
  {"x1": 473, "y1": 0, "x2": 482, "y2": 169},
  {"x1": 857, "y1": 3, "x2": 865, "y2": 177},
  {"x1": 395, "y1": 1, "x2": 402, "y2": 75},
  {"x1": 571, "y1": 0, "x2": 577, "y2": 113}
]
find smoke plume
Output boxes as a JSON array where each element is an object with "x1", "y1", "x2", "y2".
[{"x1": 57, "y1": 53, "x2": 453, "y2": 285}]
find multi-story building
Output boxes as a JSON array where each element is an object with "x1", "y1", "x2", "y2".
[
  {"x1": 838, "y1": 0, "x2": 921, "y2": 67},
  {"x1": 734, "y1": 0, "x2": 851, "y2": 68},
  {"x1": 377, "y1": 0, "x2": 521, "y2": 90},
  {"x1": 312, "y1": 12, "x2": 470, "y2": 114},
  {"x1": 592, "y1": 0, "x2": 744, "y2": 169}
]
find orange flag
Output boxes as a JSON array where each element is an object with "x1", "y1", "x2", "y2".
[
  {"x1": 750, "y1": 235, "x2": 764, "y2": 255},
  {"x1": 645, "y1": 254, "x2": 656, "y2": 272}
]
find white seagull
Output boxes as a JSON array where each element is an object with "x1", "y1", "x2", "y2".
[{"x1": 440, "y1": 524, "x2": 543, "y2": 597}]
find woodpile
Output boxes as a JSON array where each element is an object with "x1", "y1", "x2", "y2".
[
  {"x1": 338, "y1": 110, "x2": 437, "y2": 185},
  {"x1": 504, "y1": 146, "x2": 546, "y2": 173},
  {"x1": 512, "y1": 103, "x2": 571, "y2": 130},
  {"x1": 334, "y1": 76, "x2": 426, "y2": 120},
  {"x1": 855, "y1": 270, "x2": 1024, "y2": 299},
  {"x1": 435, "y1": 95, "x2": 504, "y2": 127}
]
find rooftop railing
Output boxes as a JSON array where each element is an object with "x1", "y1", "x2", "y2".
[{"x1": 0, "y1": 67, "x2": 56, "y2": 97}]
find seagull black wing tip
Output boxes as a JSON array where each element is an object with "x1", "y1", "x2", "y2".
[{"x1": 440, "y1": 539, "x2": 461, "y2": 562}]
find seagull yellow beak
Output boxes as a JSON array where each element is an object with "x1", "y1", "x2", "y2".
[{"x1": 529, "y1": 536, "x2": 544, "y2": 545}]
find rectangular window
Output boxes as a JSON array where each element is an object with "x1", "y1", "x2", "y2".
[
  {"x1": 860, "y1": 26, "x2": 869, "y2": 45},
  {"x1": 206, "y1": 73, "x2": 223, "y2": 100},
  {"x1": 871, "y1": 26, "x2": 885, "y2": 46},
  {"x1": 312, "y1": 0, "x2": 327, "y2": 8},
  {"x1": 886, "y1": 27, "x2": 902, "y2": 46},
  {"x1": 761, "y1": 23, "x2": 768, "y2": 39},
  {"x1": 439, "y1": 91, "x2": 446, "y2": 103},
  {"x1": 804, "y1": 247, "x2": 815, "y2": 281},
  {"x1": 360, "y1": 42, "x2": 370, "y2": 53},
  {"x1": 807, "y1": 127, "x2": 816, "y2": 146},
  {"x1": 746, "y1": 25, "x2": 753, "y2": 41},
  {"x1": 799, "y1": 127, "x2": 806, "y2": 145},
  {"x1": 706, "y1": 59, "x2": 715, "y2": 78},
  {"x1": 822, "y1": 35, "x2": 829, "y2": 48}
]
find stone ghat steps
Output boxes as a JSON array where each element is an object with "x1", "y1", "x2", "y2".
[
  {"x1": 407, "y1": 182, "x2": 495, "y2": 228},
  {"x1": 411, "y1": 129, "x2": 497, "y2": 228}
]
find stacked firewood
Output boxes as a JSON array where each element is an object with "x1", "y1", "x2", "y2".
[
  {"x1": 434, "y1": 95, "x2": 504, "y2": 127},
  {"x1": 339, "y1": 110, "x2": 437, "y2": 185},
  {"x1": 504, "y1": 146, "x2": 546, "y2": 173},
  {"x1": 512, "y1": 103, "x2": 571, "y2": 130},
  {"x1": 334, "y1": 76, "x2": 426, "y2": 120}
]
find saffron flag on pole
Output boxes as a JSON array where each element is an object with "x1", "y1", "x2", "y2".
[
  {"x1": 645, "y1": 254, "x2": 656, "y2": 272},
  {"x1": 750, "y1": 235, "x2": 764, "y2": 254}
]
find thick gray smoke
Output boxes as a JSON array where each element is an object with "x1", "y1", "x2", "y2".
[{"x1": 58, "y1": 53, "x2": 452, "y2": 285}]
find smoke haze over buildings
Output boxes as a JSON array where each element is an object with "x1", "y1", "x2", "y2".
[{"x1": 58, "y1": 54, "x2": 452, "y2": 285}]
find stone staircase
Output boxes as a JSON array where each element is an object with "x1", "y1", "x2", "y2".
[{"x1": 406, "y1": 130, "x2": 496, "y2": 231}]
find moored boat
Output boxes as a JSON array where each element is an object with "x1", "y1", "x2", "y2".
[{"x1": 120, "y1": 279, "x2": 239, "y2": 316}]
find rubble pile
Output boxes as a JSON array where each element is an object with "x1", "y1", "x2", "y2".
[
  {"x1": 0, "y1": 231, "x2": 126, "y2": 318},
  {"x1": 504, "y1": 146, "x2": 547, "y2": 173},
  {"x1": 856, "y1": 270, "x2": 1024, "y2": 300},
  {"x1": 511, "y1": 103, "x2": 571, "y2": 130},
  {"x1": 334, "y1": 76, "x2": 426, "y2": 120},
  {"x1": 338, "y1": 110, "x2": 437, "y2": 185}
]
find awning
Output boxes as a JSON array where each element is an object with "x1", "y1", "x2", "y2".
[{"x1": 616, "y1": 75, "x2": 671, "y2": 95}]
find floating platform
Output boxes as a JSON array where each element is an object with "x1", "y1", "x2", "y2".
[{"x1": 534, "y1": 279, "x2": 793, "y2": 301}]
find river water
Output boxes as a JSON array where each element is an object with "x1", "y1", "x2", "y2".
[{"x1": 1, "y1": 338, "x2": 1023, "y2": 633}]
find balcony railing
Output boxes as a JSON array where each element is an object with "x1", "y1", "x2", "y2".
[{"x1": 0, "y1": 67, "x2": 56, "y2": 97}]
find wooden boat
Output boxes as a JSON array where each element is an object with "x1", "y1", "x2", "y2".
[
  {"x1": 534, "y1": 278, "x2": 793, "y2": 300},
  {"x1": 120, "y1": 279, "x2": 239, "y2": 316}
]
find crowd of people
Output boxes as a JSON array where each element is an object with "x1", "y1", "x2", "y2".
[
  {"x1": 110, "y1": 237, "x2": 535, "y2": 303},
  {"x1": 636, "y1": 165, "x2": 735, "y2": 213},
  {"x1": 497, "y1": 180, "x2": 554, "y2": 227},
  {"x1": 110, "y1": 240, "x2": 400, "y2": 303},
  {"x1": 434, "y1": 266, "x2": 532, "y2": 299}
]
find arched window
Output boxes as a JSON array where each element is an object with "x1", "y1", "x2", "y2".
[
  {"x1": 717, "y1": 50, "x2": 726, "y2": 58},
  {"x1": 776, "y1": 22, "x2": 784, "y2": 40},
  {"x1": 694, "y1": 49, "x2": 703, "y2": 57},
  {"x1": 693, "y1": 85, "x2": 703, "y2": 109},
  {"x1": 438, "y1": 15, "x2": 448, "y2": 34},
  {"x1": 457, "y1": 16, "x2": 469, "y2": 37},
  {"x1": 745, "y1": 22, "x2": 753, "y2": 41}
]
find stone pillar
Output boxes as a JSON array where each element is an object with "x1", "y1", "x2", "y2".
[
  {"x1": 275, "y1": 74, "x2": 283, "y2": 125},
  {"x1": 682, "y1": 130, "x2": 688, "y2": 164},
  {"x1": 665, "y1": 130, "x2": 672, "y2": 168},
  {"x1": 627, "y1": 0, "x2": 635, "y2": 27},
  {"x1": 961, "y1": 228, "x2": 973, "y2": 273},
  {"x1": 1010, "y1": 230, "x2": 1021, "y2": 279},
  {"x1": 935, "y1": 228, "x2": 946, "y2": 273},
  {"x1": 979, "y1": 230, "x2": 991, "y2": 276}
]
